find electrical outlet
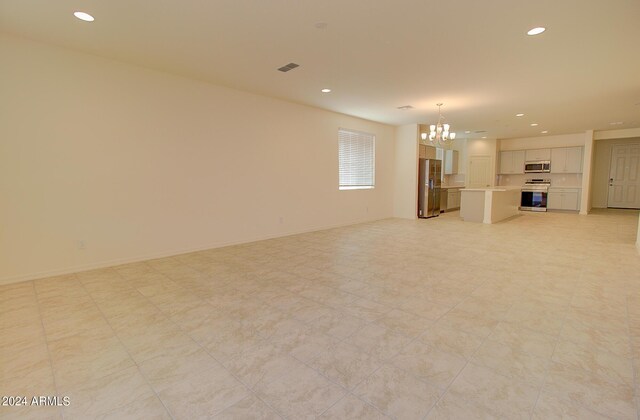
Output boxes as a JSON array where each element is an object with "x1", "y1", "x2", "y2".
[
  {"x1": 279, "y1": 216, "x2": 284, "y2": 224},
  {"x1": 77, "y1": 240, "x2": 86, "y2": 250}
]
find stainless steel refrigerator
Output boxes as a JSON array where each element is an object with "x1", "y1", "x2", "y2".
[{"x1": 418, "y1": 159, "x2": 442, "y2": 218}]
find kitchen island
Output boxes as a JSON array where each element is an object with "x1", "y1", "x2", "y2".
[{"x1": 460, "y1": 187, "x2": 521, "y2": 224}]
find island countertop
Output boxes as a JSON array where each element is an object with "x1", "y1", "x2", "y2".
[{"x1": 460, "y1": 188, "x2": 521, "y2": 224}]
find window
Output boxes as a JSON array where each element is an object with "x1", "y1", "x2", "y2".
[{"x1": 338, "y1": 128, "x2": 375, "y2": 190}]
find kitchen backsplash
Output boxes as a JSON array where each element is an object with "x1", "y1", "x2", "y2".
[
  {"x1": 444, "y1": 174, "x2": 466, "y2": 186},
  {"x1": 498, "y1": 173, "x2": 582, "y2": 187}
]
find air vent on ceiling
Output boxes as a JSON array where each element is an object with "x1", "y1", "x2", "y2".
[
  {"x1": 397, "y1": 105, "x2": 414, "y2": 110},
  {"x1": 474, "y1": 130, "x2": 487, "y2": 133},
  {"x1": 277, "y1": 63, "x2": 300, "y2": 72}
]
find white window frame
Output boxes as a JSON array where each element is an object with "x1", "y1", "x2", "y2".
[{"x1": 338, "y1": 128, "x2": 376, "y2": 190}]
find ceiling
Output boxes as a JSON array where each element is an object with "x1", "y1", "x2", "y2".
[{"x1": 2, "y1": 0, "x2": 639, "y2": 139}]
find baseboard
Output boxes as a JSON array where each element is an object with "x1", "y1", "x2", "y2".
[{"x1": 0, "y1": 216, "x2": 391, "y2": 286}]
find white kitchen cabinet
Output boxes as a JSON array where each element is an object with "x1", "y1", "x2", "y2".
[
  {"x1": 499, "y1": 150, "x2": 525, "y2": 174},
  {"x1": 446, "y1": 188, "x2": 461, "y2": 210},
  {"x1": 564, "y1": 191, "x2": 580, "y2": 210},
  {"x1": 444, "y1": 150, "x2": 459, "y2": 175},
  {"x1": 440, "y1": 188, "x2": 462, "y2": 211},
  {"x1": 499, "y1": 151, "x2": 511, "y2": 174},
  {"x1": 525, "y1": 148, "x2": 551, "y2": 161},
  {"x1": 436, "y1": 148, "x2": 458, "y2": 174},
  {"x1": 565, "y1": 147, "x2": 583, "y2": 173},
  {"x1": 547, "y1": 188, "x2": 580, "y2": 211},
  {"x1": 547, "y1": 191, "x2": 562, "y2": 210},
  {"x1": 551, "y1": 147, "x2": 583, "y2": 173},
  {"x1": 513, "y1": 150, "x2": 525, "y2": 173}
]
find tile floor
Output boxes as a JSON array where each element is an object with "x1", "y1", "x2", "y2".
[{"x1": 1, "y1": 209, "x2": 640, "y2": 419}]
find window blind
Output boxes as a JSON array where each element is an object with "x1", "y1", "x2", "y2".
[{"x1": 338, "y1": 129, "x2": 375, "y2": 190}]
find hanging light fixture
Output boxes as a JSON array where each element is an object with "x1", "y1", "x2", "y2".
[{"x1": 421, "y1": 103, "x2": 455, "y2": 146}]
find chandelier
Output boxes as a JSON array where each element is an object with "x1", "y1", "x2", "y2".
[{"x1": 421, "y1": 103, "x2": 455, "y2": 146}]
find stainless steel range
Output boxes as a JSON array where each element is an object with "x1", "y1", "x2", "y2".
[{"x1": 520, "y1": 179, "x2": 551, "y2": 212}]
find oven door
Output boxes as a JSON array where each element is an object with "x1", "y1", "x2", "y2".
[{"x1": 520, "y1": 190, "x2": 547, "y2": 211}]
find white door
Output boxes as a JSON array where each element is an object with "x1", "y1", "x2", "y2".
[
  {"x1": 608, "y1": 144, "x2": 640, "y2": 208},
  {"x1": 467, "y1": 156, "x2": 492, "y2": 188}
]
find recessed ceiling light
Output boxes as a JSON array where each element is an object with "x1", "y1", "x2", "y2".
[
  {"x1": 73, "y1": 11, "x2": 94, "y2": 22},
  {"x1": 482, "y1": 136, "x2": 488, "y2": 139},
  {"x1": 464, "y1": 131, "x2": 471, "y2": 134},
  {"x1": 541, "y1": 130, "x2": 548, "y2": 134},
  {"x1": 516, "y1": 113, "x2": 524, "y2": 117},
  {"x1": 321, "y1": 88, "x2": 331, "y2": 93},
  {"x1": 527, "y1": 27, "x2": 546, "y2": 36},
  {"x1": 530, "y1": 123, "x2": 538, "y2": 127}
]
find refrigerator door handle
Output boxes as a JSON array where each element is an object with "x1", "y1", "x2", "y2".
[{"x1": 429, "y1": 179, "x2": 433, "y2": 189}]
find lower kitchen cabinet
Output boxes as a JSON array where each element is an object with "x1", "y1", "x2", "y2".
[
  {"x1": 441, "y1": 188, "x2": 461, "y2": 211},
  {"x1": 547, "y1": 188, "x2": 580, "y2": 211}
]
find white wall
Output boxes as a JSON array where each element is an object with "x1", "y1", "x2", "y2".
[
  {"x1": 595, "y1": 128, "x2": 640, "y2": 141},
  {"x1": 0, "y1": 34, "x2": 395, "y2": 284},
  {"x1": 637, "y1": 213, "x2": 640, "y2": 252},
  {"x1": 393, "y1": 124, "x2": 418, "y2": 219},
  {"x1": 580, "y1": 130, "x2": 595, "y2": 215}
]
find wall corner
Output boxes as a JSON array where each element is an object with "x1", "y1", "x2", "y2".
[{"x1": 580, "y1": 130, "x2": 595, "y2": 215}]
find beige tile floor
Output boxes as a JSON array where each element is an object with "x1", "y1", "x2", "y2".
[{"x1": 1, "y1": 209, "x2": 640, "y2": 419}]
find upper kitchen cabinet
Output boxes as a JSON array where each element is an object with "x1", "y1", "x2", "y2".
[
  {"x1": 550, "y1": 146, "x2": 583, "y2": 173},
  {"x1": 436, "y1": 148, "x2": 459, "y2": 174},
  {"x1": 499, "y1": 150, "x2": 525, "y2": 174},
  {"x1": 419, "y1": 143, "x2": 437, "y2": 159},
  {"x1": 444, "y1": 150, "x2": 459, "y2": 174},
  {"x1": 525, "y1": 148, "x2": 551, "y2": 161}
]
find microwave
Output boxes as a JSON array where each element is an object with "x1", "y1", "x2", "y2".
[{"x1": 524, "y1": 160, "x2": 551, "y2": 173}]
